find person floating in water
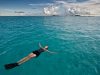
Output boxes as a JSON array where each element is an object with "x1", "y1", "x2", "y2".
[{"x1": 5, "y1": 43, "x2": 56, "y2": 70}]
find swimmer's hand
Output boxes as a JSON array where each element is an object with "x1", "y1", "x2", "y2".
[{"x1": 46, "y1": 50, "x2": 57, "y2": 54}]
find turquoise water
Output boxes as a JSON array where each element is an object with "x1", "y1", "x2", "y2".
[{"x1": 0, "y1": 16, "x2": 100, "y2": 75}]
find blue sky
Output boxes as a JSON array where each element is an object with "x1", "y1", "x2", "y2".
[
  {"x1": 0, "y1": 0, "x2": 100, "y2": 16},
  {"x1": 0, "y1": 0, "x2": 54, "y2": 8},
  {"x1": 1, "y1": 0, "x2": 48, "y2": 6},
  {"x1": 0, "y1": 0, "x2": 55, "y2": 16},
  {"x1": 0, "y1": 0, "x2": 89, "y2": 9}
]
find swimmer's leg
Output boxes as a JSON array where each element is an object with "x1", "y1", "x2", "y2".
[
  {"x1": 17, "y1": 53, "x2": 36, "y2": 65},
  {"x1": 4, "y1": 53, "x2": 36, "y2": 70},
  {"x1": 17, "y1": 56, "x2": 31, "y2": 65}
]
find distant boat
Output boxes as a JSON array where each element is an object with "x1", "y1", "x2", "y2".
[{"x1": 75, "y1": 14, "x2": 81, "y2": 16}]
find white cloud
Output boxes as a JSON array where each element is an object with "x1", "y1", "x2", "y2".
[
  {"x1": 0, "y1": 0, "x2": 100, "y2": 16},
  {"x1": 0, "y1": 7, "x2": 43, "y2": 16},
  {"x1": 29, "y1": 0, "x2": 100, "y2": 16},
  {"x1": 89, "y1": 0, "x2": 100, "y2": 3},
  {"x1": 53, "y1": 0, "x2": 100, "y2": 16},
  {"x1": 55, "y1": 1, "x2": 67, "y2": 4},
  {"x1": 28, "y1": 3, "x2": 53, "y2": 7}
]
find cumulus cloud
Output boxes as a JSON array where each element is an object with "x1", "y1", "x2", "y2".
[
  {"x1": 0, "y1": 0, "x2": 100, "y2": 16},
  {"x1": 36, "y1": 0, "x2": 100, "y2": 16},
  {"x1": 52, "y1": 0, "x2": 100, "y2": 16}
]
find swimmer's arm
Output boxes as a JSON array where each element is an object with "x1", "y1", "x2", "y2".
[
  {"x1": 39, "y1": 43, "x2": 47, "y2": 50},
  {"x1": 39, "y1": 43, "x2": 44, "y2": 49},
  {"x1": 46, "y1": 50, "x2": 57, "y2": 54}
]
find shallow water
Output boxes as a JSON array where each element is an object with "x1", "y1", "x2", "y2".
[{"x1": 0, "y1": 16, "x2": 100, "y2": 75}]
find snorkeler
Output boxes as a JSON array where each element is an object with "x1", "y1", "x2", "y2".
[{"x1": 5, "y1": 43, "x2": 56, "y2": 70}]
